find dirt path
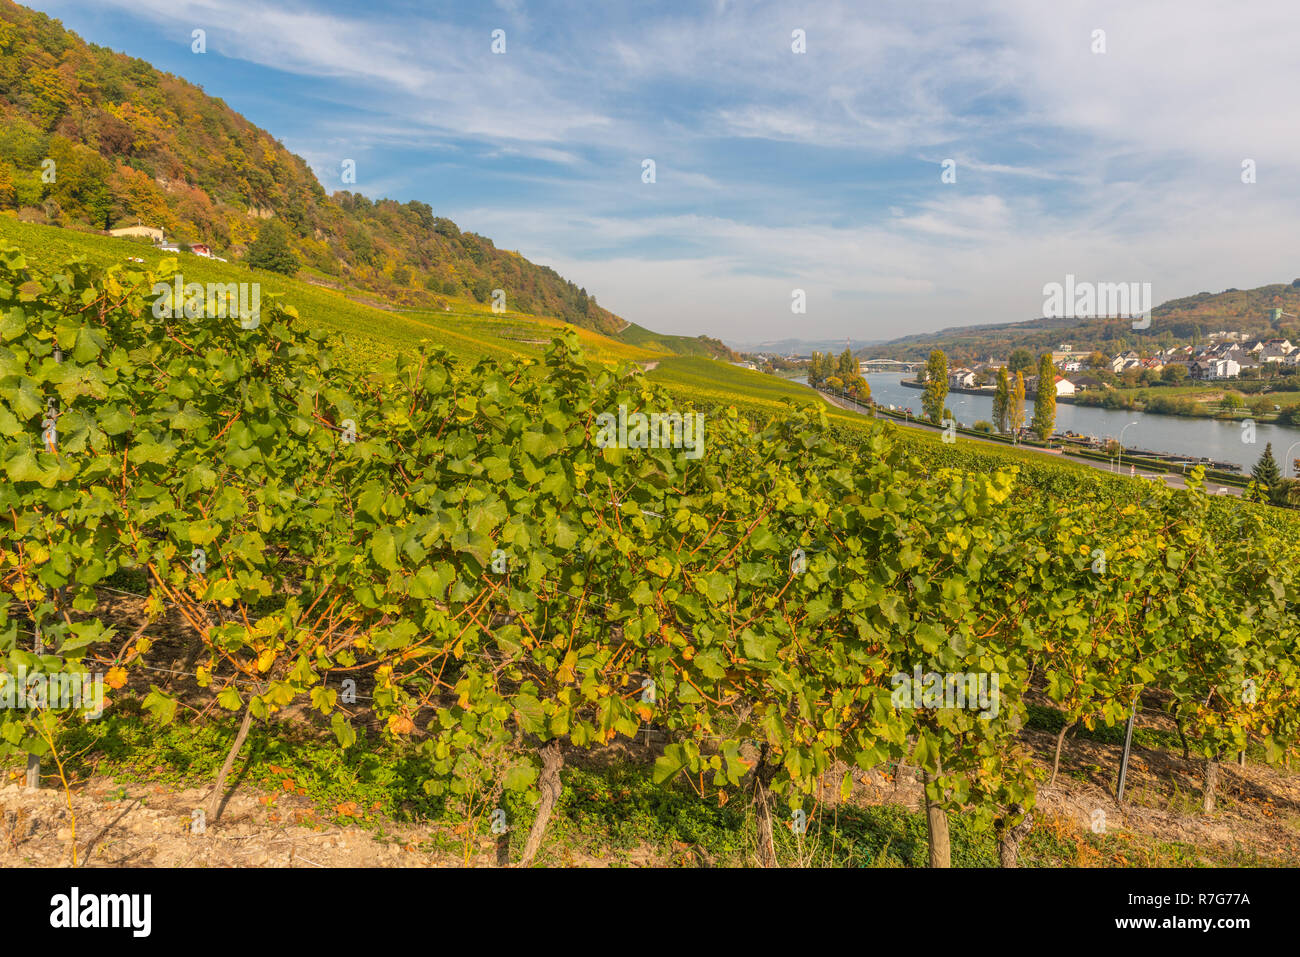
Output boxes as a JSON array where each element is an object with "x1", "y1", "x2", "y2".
[
  {"x1": 6, "y1": 716, "x2": 1296, "y2": 867},
  {"x1": 0, "y1": 777, "x2": 462, "y2": 868}
]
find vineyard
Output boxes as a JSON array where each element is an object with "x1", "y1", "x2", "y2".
[
  {"x1": 0, "y1": 218, "x2": 672, "y2": 371},
  {"x1": 4, "y1": 247, "x2": 1300, "y2": 867}
]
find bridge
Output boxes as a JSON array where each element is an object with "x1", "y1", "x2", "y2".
[{"x1": 858, "y1": 358, "x2": 920, "y2": 373}]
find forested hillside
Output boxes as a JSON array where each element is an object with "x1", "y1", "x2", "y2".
[{"x1": 0, "y1": 0, "x2": 630, "y2": 333}]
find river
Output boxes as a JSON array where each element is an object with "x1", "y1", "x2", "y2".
[{"x1": 797, "y1": 373, "x2": 1300, "y2": 475}]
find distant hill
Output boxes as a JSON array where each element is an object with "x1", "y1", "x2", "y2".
[
  {"x1": 0, "y1": 0, "x2": 671, "y2": 342},
  {"x1": 620, "y1": 322, "x2": 737, "y2": 360},
  {"x1": 866, "y1": 282, "x2": 1300, "y2": 364},
  {"x1": 726, "y1": 337, "x2": 882, "y2": 356}
]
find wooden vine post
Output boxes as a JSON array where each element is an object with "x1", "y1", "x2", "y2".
[{"x1": 1116, "y1": 701, "x2": 1137, "y2": 803}]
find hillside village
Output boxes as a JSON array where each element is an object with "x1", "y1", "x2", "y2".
[{"x1": 929, "y1": 332, "x2": 1300, "y2": 398}]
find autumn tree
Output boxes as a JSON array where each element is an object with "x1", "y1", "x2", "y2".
[
  {"x1": 993, "y1": 368, "x2": 1010, "y2": 433},
  {"x1": 1011, "y1": 371, "x2": 1026, "y2": 436}
]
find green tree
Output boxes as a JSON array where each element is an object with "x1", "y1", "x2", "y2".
[
  {"x1": 837, "y1": 348, "x2": 857, "y2": 381},
  {"x1": 922, "y1": 350, "x2": 948, "y2": 424},
  {"x1": 1008, "y1": 348, "x2": 1034, "y2": 375},
  {"x1": 1250, "y1": 443, "x2": 1281, "y2": 503},
  {"x1": 1032, "y1": 354, "x2": 1057, "y2": 441},
  {"x1": 1272, "y1": 477, "x2": 1300, "y2": 508},
  {"x1": 1161, "y1": 364, "x2": 1187, "y2": 384},
  {"x1": 993, "y1": 368, "x2": 1010, "y2": 432},
  {"x1": 245, "y1": 219, "x2": 299, "y2": 275},
  {"x1": 807, "y1": 352, "x2": 826, "y2": 388}
]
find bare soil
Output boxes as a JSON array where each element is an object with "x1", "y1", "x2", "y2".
[{"x1": 4, "y1": 588, "x2": 1297, "y2": 867}]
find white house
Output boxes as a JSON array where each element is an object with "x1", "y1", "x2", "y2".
[
  {"x1": 1203, "y1": 358, "x2": 1241, "y2": 380},
  {"x1": 1054, "y1": 376, "x2": 1076, "y2": 397},
  {"x1": 948, "y1": 370, "x2": 976, "y2": 389},
  {"x1": 1110, "y1": 351, "x2": 1140, "y2": 373}
]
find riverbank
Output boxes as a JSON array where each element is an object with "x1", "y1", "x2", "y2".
[
  {"x1": 811, "y1": 384, "x2": 1248, "y2": 486},
  {"x1": 798, "y1": 371, "x2": 1300, "y2": 472},
  {"x1": 900, "y1": 376, "x2": 1085, "y2": 404},
  {"x1": 815, "y1": 386, "x2": 1247, "y2": 492},
  {"x1": 901, "y1": 376, "x2": 1300, "y2": 423}
]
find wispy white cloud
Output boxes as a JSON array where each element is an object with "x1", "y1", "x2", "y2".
[{"x1": 34, "y1": 0, "x2": 1300, "y2": 340}]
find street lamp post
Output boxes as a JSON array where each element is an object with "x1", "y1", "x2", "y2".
[
  {"x1": 1284, "y1": 440, "x2": 1300, "y2": 479},
  {"x1": 1118, "y1": 421, "x2": 1138, "y2": 474}
]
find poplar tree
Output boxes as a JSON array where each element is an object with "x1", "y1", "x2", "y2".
[
  {"x1": 1011, "y1": 371, "x2": 1026, "y2": 437},
  {"x1": 1032, "y1": 353, "x2": 1057, "y2": 441},
  {"x1": 922, "y1": 350, "x2": 949, "y2": 424},
  {"x1": 993, "y1": 368, "x2": 1010, "y2": 433}
]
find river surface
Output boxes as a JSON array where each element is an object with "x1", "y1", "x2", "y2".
[{"x1": 796, "y1": 373, "x2": 1300, "y2": 475}]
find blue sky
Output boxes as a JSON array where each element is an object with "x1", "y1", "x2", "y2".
[{"x1": 29, "y1": 0, "x2": 1300, "y2": 343}]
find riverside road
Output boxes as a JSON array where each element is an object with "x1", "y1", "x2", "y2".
[{"x1": 815, "y1": 391, "x2": 1243, "y2": 498}]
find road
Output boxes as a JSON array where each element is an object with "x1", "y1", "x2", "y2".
[{"x1": 815, "y1": 391, "x2": 1243, "y2": 498}]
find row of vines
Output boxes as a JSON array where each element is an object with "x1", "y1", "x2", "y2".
[{"x1": 3, "y1": 247, "x2": 1299, "y2": 866}]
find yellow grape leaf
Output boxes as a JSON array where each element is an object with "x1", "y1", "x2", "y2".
[
  {"x1": 105, "y1": 666, "x2": 128, "y2": 690},
  {"x1": 556, "y1": 650, "x2": 577, "y2": 684},
  {"x1": 387, "y1": 714, "x2": 415, "y2": 735},
  {"x1": 256, "y1": 649, "x2": 275, "y2": 672}
]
